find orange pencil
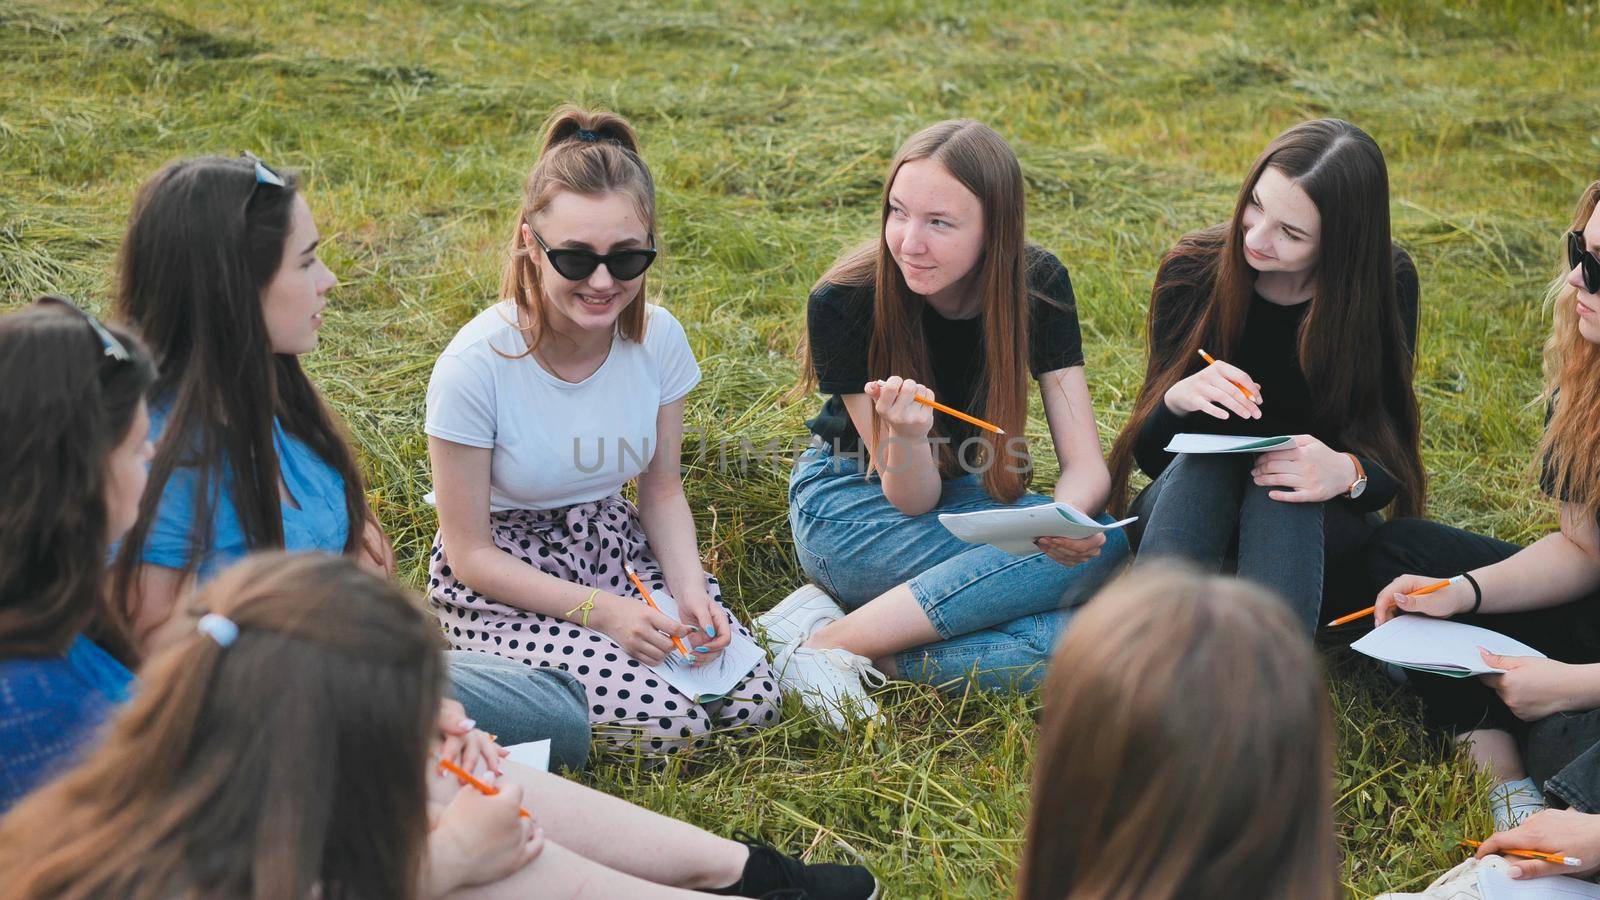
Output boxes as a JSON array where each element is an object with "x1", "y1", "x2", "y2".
[
  {"x1": 438, "y1": 757, "x2": 531, "y2": 819},
  {"x1": 624, "y1": 565, "x2": 693, "y2": 659},
  {"x1": 1198, "y1": 349, "x2": 1258, "y2": 402},
  {"x1": 1325, "y1": 576, "x2": 1459, "y2": 627},
  {"x1": 1460, "y1": 839, "x2": 1582, "y2": 867},
  {"x1": 873, "y1": 381, "x2": 1005, "y2": 434}
]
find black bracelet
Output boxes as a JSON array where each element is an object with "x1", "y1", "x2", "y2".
[{"x1": 1461, "y1": 572, "x2": 1483, "y2": 616}]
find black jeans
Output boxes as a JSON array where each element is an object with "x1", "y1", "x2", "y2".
[
  {"x1": 1131, "y1": 453, "x2": 1381, "y2": 632},
  {"x1": 1364, "y1": 516, "x2": 1600, "y2": 811}
]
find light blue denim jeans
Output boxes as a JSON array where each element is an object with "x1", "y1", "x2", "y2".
[
  {"x1": 446, "y1": 650, "x2": 591, "y2": 772},
  {"x1": 787, "y1": 447, "x2": 1131, "y2": 693}
]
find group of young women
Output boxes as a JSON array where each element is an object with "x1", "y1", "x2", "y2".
[{"x1": 0, "y1": 97, "x2": 1595, "y2": 896}]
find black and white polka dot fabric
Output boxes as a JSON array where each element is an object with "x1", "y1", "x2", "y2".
[{"x1": 428, "y1": 494, "x2": 780, "y2": 755}]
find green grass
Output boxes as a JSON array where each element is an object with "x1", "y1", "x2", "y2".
[{"x1": 4, "y1": 0, "x2": 1596, "y2": 894}]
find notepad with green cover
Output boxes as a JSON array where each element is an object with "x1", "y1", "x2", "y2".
[
  {"x1": 938, "y1": 502, "x2": 1137, "y2": 556},
  {"x1": 1164, "y1": 433, "x2": 1297, "y2": 454}
]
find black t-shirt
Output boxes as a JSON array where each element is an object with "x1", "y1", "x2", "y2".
[
  {"x1": 1132, "y1": 244, "x2": 1420, "y2": 513},
  {"x1": 805, "y1": 246, "x2": 1085, "y2": 459}
]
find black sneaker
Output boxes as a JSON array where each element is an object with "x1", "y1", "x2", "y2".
[{"x1": 703, "y1": 832, "x2": 879, "y2": 900}]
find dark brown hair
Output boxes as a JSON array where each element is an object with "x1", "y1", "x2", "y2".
[
  {"x1": 0, "y1": 553, "x2": 445, "y2": 900},
  {"x1": 803, "y1": 120, "x2": 1036, "y2": 502},
  {"x1": 1017, "y1": 565, "x2": 1338, "y2": 900},
  {"x1": 1538, "y1": 180, "x2": 1600, "y2": 523},
  {"x1": 500, "y1": 104, "x2": 655, "y2": 354},
  {"x1": 0, "y1": 297, "x2": 154, "y2": 664},
  {"x1": 1107, "y1": 118, "x2": 1424, "y2": 517},
  {"x1": 109, "y1": 156, "x2": 372, "y2": 613}
]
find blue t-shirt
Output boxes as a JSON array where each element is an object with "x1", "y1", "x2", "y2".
[
  {"x1": 142, "y1": 407, "x2": 351, "y2": 580},
  {"x1": 0, "y1": 635, "x2": 134, "y2": 811}
]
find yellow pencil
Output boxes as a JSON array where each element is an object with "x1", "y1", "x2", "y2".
[
  {"x1": 873, "y1": 381, "x2": 1005, "y2": 434},
  {"x1": 624, "y1": 565, "x2": 693, "y2": 660},
  {"x1": 1460, "y1": 839, "x2": 1582, "y2": 867},
  {"x1": 1326, "y1": 577, "x2": 1458, "y2": 627},
  {"x1": 1198, "y1": 349, "x2": 1258, "y2": 402}
]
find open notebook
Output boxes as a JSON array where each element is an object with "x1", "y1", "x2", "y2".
[
  {"x1": 1164, "y1": 433, "x2": 1296, "y2": 454},
  {"x1": 641, "y1": 590, "x2": 767, "y2": 703},
  {"x1": 939, "y1": 502, "x2": 1135, "y2": 557},
  {"x1": 1479, "y1": 868, "x2": 1600, "y2": 898},
  {"x1": 1349, "y1": 616, "x2": 1546, "y2": 678}
]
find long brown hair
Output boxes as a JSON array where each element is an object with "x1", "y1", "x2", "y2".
[
  {"x1": 1017, "y1": 565, "x2": 1337, "y2": 900},
  {"x1": 1107, "y1": 119, "x2": 1424, "y2": 517},
  {"x1": 109, "y1": 156, "x2": 372, "y2": 608},
  {"x1": 1538, "y1": 180, "x2": 1600, "y2": 523},
  {"x1": 499, "y1": 104, "x2": 654, "y2": 354},
  {"x1": 803, "y1": 120, "x2": 1034, "y2": 502},
  {"x1": 0, "y1": 553, "x2": 444, "y2": 900},
  {"x1": 0, "y1": 298, "x2": 154, "y2": 665}
]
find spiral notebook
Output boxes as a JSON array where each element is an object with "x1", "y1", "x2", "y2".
[{"x1": 643, "y1": 591, "x2": 766, "y2": 702}]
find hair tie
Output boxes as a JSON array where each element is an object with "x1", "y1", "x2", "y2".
[
  {"x1": 576, "y1": 128, "x2": 599, "y2": 143},
  {"x1": 197, "y1": 613, "x2": 239, "y2": 648}
]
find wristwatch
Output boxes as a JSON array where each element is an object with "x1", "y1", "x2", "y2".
[{"x1": 1343, "y1": 453, "x2": 1367, "y2": 500}]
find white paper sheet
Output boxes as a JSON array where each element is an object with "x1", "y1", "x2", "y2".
[
  {"x1": 1479, "y1": 867, "x2": 1600, "y2": 898},
  {"x1": 1349, "y1": 616, "x2": 1547, "y2": 677},
  {"x1": 641, "y1": 591, "x2": 767, "y2": 703},
  {"x1": 938, "y1": 502, "x2": 1136, "y2": 556},
  {"x1": 1163, "y1": 433, "x2": 1297, "y2": 454},
  {"x1": 503, "y1": 739, "x2": 551, "y2": 772}
]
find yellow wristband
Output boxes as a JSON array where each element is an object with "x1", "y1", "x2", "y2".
[{"x1": 565, "y1": 588, "x2": 600, "y2": 628}]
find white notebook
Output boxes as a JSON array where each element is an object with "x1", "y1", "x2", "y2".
[
  {"x1": 1164, "y1": 433, "x2": 1296, "y2": 454},
  {"x1": 938, "y1": 502, "x2": 1136, "y2": 557},
  {"x1": 503, "y1": 739, "x2": 551, "y2": 772},
  {"x1": 1480, "y1": 868, "x2": 1600, "y2": 898},
  {"x1": 641, "y1": 590, "x2": 766, "y2": 703},
  {"x1": 1349, "y1": 616, "x2": 1546, "y2": 678}
]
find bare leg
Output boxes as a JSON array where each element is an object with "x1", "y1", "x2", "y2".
[
  {"x1": 1460, "y1": 729, "x2": 1527, "y2": 783},
  {"x1": 801, "y1": 582, "x2": 935, "y2": 671},
  {"x1": 499, "y1": 764, "x2": 747, "y2": 890},
  {"x1": 449, "y1": 839, "x2": 739, "y2": 899}
]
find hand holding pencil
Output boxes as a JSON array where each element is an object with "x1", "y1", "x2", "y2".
[
  {"x1": 1468, "y1": 807, "x2": 1600, "y2": 878},
  {"x1": 1162, "y1": 351, "x2": 1263, "y2": 421}
]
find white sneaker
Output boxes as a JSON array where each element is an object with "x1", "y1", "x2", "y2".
[
  {"x1": 756, "y1": 583, "x2": 846, "y2": 652},
  {"x1": 774, "y1": 644, "x2": 887, "y2": 730},
  {"x1": 1490, "y1": 778, "x2": 1545, "y2": 833},
  {"x1": 1374, "y1": 854, "x2": 1512, "y2": 899}
]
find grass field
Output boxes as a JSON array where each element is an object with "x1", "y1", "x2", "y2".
[{"x1": 5, "y1": 0, "x2": 1598, "y2": 894}]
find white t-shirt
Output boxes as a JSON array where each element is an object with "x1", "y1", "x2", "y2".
[{"x1": 425, "y1": 302, "x2": 701, "y2": 511}]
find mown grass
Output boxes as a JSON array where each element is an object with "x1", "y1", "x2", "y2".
[{"x1": 4, "y1": 1, "x2": 1597, "y2": 894}]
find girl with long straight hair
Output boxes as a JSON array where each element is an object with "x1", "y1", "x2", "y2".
[
  {"x1": 0, "y1": 552, "x2": 877, "y2": 899},
  {"x1": 1018, "y1": 565, "x2": 1338, "y2": 900},
  {"x1": 763, "y1": 119, "x2": 1130, "y2": 725},
  {"x1": 107, "y1": 152, "x2": 591, "y2": 767},
  {"x1": 1366, "y1": 181, "x2": 1600, "y2": 839},
  {"x1": 425, "y1": 105, "x2": 780, "y2": 755},
  {"x1": 1107, "y1": 118, "x2": 1424, "y2": 631},
  {"x1": 0, "y1": 297, "x2": 154, "y2": 811}
]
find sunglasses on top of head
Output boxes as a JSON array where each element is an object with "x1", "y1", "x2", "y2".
[
  {"x1": 35, "y1": 294, "x2": 131, "y2": 363},
  {"x1": 1570, "y1": 230, "x2": 1600, "y2": 295},
  {"x1": 529, "y1": 229, "x2": 657, "y2": 282}
]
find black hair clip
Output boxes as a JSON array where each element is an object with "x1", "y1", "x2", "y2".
[{"x1": 576, "y1": 128, "x2": 599, "y2": 143}]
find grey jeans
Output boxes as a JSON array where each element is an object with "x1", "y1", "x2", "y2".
[{"x1": 445, "y1": 650, "x2": 591, "y2": 772}]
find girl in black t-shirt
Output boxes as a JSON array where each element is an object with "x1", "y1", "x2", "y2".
[
  {"x1": 1365, "y1": 180, "x2": 1600, "y2": 840},
  {"x1": 1106, "y1": 118, "x2": 1425, "y2": 632},
  {"x1": 757, "y1": 119, "x2": 1130, "y2": 725}
]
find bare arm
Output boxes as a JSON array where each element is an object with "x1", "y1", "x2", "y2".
[
  {"x1": 1039, "y1": 366, "x2": 1111, "y2": 516},
  {"x1": 842, "y1": 377, "x2": 942, "y2": 516},
  {"x1": 127, "y1": 563, "x2": 192, "y2": 657},
  {"x1": 429, "y1": 437, "x2": 688, "y2": 666},
  {"x1": 634, "y1": 400, "x2": 730, "y2": 659}
]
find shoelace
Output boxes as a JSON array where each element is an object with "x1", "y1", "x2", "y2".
[{"x1": 813, "y1": 647, "x2": 888, "y2": 689}]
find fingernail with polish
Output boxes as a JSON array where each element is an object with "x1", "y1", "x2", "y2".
[
  {"x1": 706, "y1": 624, "x2": 716, "y2": 638},
  {"x1": 461, "y1": 718, "x2": 476, "y2": 730},
  {"x1": 695, "y1": 646, "x2": 710, "y2": 653}
]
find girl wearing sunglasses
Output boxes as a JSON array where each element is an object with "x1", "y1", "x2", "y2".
[
  {"x1": 425, "y1": 105, "x2": 781, "y2": 755},
  {"x1": 1364, "y1": 180, "x2": 1600, "y2": 838},
  {"x1": 108, "y1": 154, "x2": 592, "y2": 770},
  {"x1": 767, "y1": 120, "x2": 1130, "y2": 723},
  {"x1": 1106, "y1": 118, "x2": 1425, "y2": 633}
]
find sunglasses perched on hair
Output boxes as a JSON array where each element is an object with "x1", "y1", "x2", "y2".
[
  {"x1": 1570, "y1": 230, "x2": 1600, "y2": 295},
  {"x1": 240, "y1": 150, "x2": 286, "y2": 204},
  {"x1": 529, "y1": 229, "x2": 657, "y2": 281},
  {"x1": 36, "y1": 294, "x2": 131, "y2": 362}
]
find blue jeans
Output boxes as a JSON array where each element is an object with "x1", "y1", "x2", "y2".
[
  {"x1": 446, "y1": 650, "x2": 591, "y2": 772},
  {"x1": 787, "y1": 448, "x2": 1131, "y2": 693}
]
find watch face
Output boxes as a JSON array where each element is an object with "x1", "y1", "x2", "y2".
[{"x1": 1349, "y1": 478, "x2": 1367, "y2": 499}]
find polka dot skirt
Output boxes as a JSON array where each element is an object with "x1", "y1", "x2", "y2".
[{"x1": 428, "y1": 494, "x2": 781, "y2": 756}]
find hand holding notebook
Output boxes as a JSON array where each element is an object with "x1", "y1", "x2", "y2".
[
  {"x1": 939, "y1": 502, "x2": 1136, "y2": 557},
  {"x1": 1349, "y1": 616, "x2": 1546, "y2": 678}
]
